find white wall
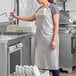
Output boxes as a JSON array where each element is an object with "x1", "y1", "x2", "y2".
[
  {"x1": 19, "y1": 0, "x2": 41, "y2": 27},
  {"x1": 0, "y1": 0, "x2": 14, "y2": 22},
  {"x1": 19, "y1": 0, "x2": 35, "y2": 27}
]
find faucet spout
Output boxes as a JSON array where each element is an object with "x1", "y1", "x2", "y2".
[{"x1": 0, "y1": 12, "x2": 7, "y2": 17}]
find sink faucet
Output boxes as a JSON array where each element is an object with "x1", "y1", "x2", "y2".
[{"x1": 0, "y1": 12, "x2": 7, "y2": 17}]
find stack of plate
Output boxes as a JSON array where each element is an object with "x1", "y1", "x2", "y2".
[{"x1": 15, "y1": 65, "x2": 49, "y2": 76}]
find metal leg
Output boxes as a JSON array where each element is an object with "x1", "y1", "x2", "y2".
[
  {"x1": 61, "y1": 67, "x2": 73, "y2": 73},
  {"x1": 68, "y1": 69, "x2": 72, "y2": 74}
]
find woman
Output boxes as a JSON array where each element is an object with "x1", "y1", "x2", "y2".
[{"x1": 10, "y1": 0, "x2": 60, "y2": 76}]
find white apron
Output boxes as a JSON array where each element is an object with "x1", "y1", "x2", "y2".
[{"x1": 34, "y1": 6, "x2": 59, "y2": 70}]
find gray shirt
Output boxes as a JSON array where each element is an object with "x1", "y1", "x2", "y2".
[{"x1": 49, "y1": 4, "x2": 59, "y2": 16}]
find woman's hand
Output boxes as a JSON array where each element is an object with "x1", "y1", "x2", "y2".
[
  {"x1": 10, "y1": 12, "x2": 17, "y2": 19},
  {"x1": 51, "y1": 40, "x2": 56, "y2": 50}
]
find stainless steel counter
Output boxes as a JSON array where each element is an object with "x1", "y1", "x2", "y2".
[{"x1": 0, "y1": 32, "x2": 31, "y2": 43}]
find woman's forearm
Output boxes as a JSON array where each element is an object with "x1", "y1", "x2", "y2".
[
  {"x1": 16, "y1": 15, "x2": 36, "y2": 21},
  {"x1": 53, "y1": 25, "x2": 59, "y2": 41}
]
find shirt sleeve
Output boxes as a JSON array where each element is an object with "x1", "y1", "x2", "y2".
[{"x1": 50, "y1": 5, "x2": 59, "y2": 16}]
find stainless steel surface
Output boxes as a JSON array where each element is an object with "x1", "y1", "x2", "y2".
[
  {"x1": 0, "y1": 32, "x2": 29, "y2": 44},
  {"x1": 59, "y1": 11, "x2": 69, "y2": 25},
  {"x1": 0, "y1": 32, "x2": 28, "y2": 36},
  {"x1": 59, "y1": 30, "x2": 76, "y2": 73}
]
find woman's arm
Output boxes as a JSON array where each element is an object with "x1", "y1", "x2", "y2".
[
  {"x1": 10, "y1": 12, "x2": 36, "y2": 21},
  {"x1": 53, "y1": 13, "x2": 59, "y2": 41},
  {"x1": 51, "y1": 13, "x2": 59, "y2": 50}
]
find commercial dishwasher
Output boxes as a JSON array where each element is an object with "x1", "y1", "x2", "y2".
[
  {"x1": 0, "y1": 32, "x2": 33, "y2": 76},
  {"x1": 59, "y1": 30, "x2": 76, "y2": 73}
]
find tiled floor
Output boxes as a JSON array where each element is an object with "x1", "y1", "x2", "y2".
[{"x1": 60, "y1": 68, "x2": 76, "y2": 76}]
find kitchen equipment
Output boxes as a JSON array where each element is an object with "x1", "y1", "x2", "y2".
[
  {"x1": 60, "y1": 0, "x2": 67, "y2": 2},
  {"x1": 0, "y1": 32, "x2": 34, "y2": 76},
  {"x1": 9, "y1": 42, "x2": 23, "y2": 73},
  {"x1": 59, "y1": 10, "x2": 69, "y2": 25},
  {"x1": 59, "y1": 30, "x2": 76, "y2": 73}
]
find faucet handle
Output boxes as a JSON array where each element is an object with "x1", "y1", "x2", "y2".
[{"x1": 8, "y1": 16, "x2": 14, "y2": 21}]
